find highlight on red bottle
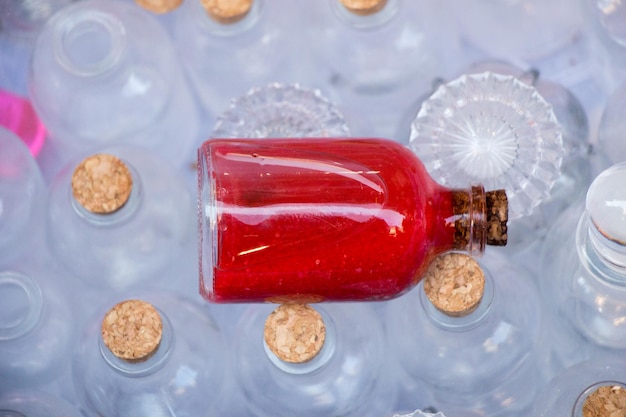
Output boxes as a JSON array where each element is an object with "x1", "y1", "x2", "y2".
[{"x1": 197, "y1": 137, "x2": 508, "y2": 303}]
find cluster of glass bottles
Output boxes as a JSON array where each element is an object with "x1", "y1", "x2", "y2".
[{"x1": 3, "y1": 0, "x2": 626, "y2": 416}]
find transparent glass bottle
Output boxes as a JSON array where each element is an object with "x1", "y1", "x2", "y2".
[
  {"x1": 173, "y1": 0, "x2": 300, "y2": 116},
  {"x1": 0, "y1": 390, "x2": 83, "y2": 417},
  {"x1": 47, "y1": 147, "x2": 194, "y2": 292},
  {"x1": 73, "y1": 294, "x2": 228, "y2": 417},
  {"x1": 0, "y1": 268, "x2": 74, "y2": 392},
  {"x1": 304, "y1": 0, "x2": 450, "y2": 137},
  {"x1": 409, "y1": 71, "x2": 565, "y2": 248},
  {"x1": 532, "y1": 359, "x2": 626, "y2": 417},
  {"x1": 233, "y1": 302, "x2": 397, "y2": 417},
  {"x1": 540, "y1": 163, "x2": 626, "y2": 356},
  {"x1": 451, "y1": 0, "x2": 583, "y2": 62},
  {"x1": 0, "y1": 126, "x2": 46, "y2": 267},
  {"x1": 386, "y1": 252, "x2": 548, "y2": 417},
  {"x1": 29, "y1": 0, "x2": 199, "y2": 169},
  {"x1": 212, "y1": 83, "x2": 350, "y2": 138}
]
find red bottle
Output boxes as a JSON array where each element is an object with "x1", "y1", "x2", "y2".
[{"x1": 198, "y1": 138, "x2": 508, "y2": 303}]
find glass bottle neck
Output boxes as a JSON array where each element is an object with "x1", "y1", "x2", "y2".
[
  {"x1": 578, "y1": 213, "x2": 626, "y2": 285},
  {"x1": 330, "y1": 0, "x2": 400, "y2": 29},
  {"x1": 99, "y1": 307, "x2": 173, "y2": 377},
  {"x1": 53, "y1": 8, "x2": 127, "y2": 78},
  {"x1": 70, "y1": 161, "x2": 143, "y2": 226},
  {"x1": 264, "y1": 307, "x2": 336, "y2": 375},
  {"x1": 191, "y1": 0, "x2": 262, "y2": 37},
  {"x1": 419, "y1": 266, "x2": 495, "y2": 332},
  {"x1": 0, "y1": 271, "x2": 44, "y2": 341}
]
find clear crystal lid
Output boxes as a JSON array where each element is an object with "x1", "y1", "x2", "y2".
[
  {"x1": 409, "y1": 72, "x2": 563, "y2": 220},
  {"x1": 212, "y1": 83, "x2": 350, "y2": 138},
  {"x1": 586, "y1": 162, "x2": 626, "y2": 245}
]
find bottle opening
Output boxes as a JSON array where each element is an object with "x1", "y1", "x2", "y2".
[
  {"x1": 55, "y1": 10, "x2": 126, "y2": 76},
  {"x1": 573, "y1": 382, "x2": 626, "y2": 417},
  {"x1": 0, "y1": 272, "x2": 43, "y2": 341}
]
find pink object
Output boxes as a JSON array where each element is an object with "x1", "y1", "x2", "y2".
[{"x1": 0, "y1": 89, "x2": 46, "y2": 156}]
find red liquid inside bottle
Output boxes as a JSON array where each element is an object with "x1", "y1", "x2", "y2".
[{"x1": 198, "y1": 138, "x2": 507, "y2": 302}]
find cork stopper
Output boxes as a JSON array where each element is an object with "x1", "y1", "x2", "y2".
[
  {"x1": 101, "y1": 300, "x2": 163, "y2": 363},
  {"x1": 583, "y1": 385, "x2": 626, "y2": 417},
  {"x1": 134, "y1": 0, "x2": 183, "y2": 13},
  {"x1": 339, "y1": 0, "x2": 387, "y2": 15},
  {"x1": 72, "y1": 154, "x2": 133, "y2": 214},
  {"x1": 264, "y1": 303, "x2": 326, "y2": 363},
  {"x1": 423, "y1": 253, "x2": 485, "y2": 317},
  {"x1": 201, "y1": 0, "x2": 253, "y2": 24},
  {"x1": 486, "y1": 189, "x2": 508, "y2": 246}
]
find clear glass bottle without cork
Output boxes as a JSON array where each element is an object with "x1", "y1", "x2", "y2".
[
  {"x1": 198, "y1": 137, "x2": 508, "y2": 303},
  {"x1": 73, "y1": 295, "x2": 228, "y2": 417},
  {"x1": 0, "y1": 268, "x2": 74, "y2": 392},
  {"x1": 386, "y1": 252, "x2": 548, "y2": 417},
  {"x1": 0, "y1": 126, "x2": 46, "y2": 267},
  {"x1": 29, "y1": 0, "x2": 200, "y2": 170},
  {"x1": 532, "y1": 359, "x2": 626, "y2": 417},
  {"x1": 47, "y1": 147, "x2": 194, "y2": 292},
  {"x1": 540, "y1": 162, "x2": 626, "y2": 352},
  {"x1": 173, "y1": 0, "x2": 300, "y2": 116},
  {"x1": 233, "y1": 302, "x2": 397, "y2": 417},
  {"x1": 409, "y1": 71, "x2": 564, "y2": 248},
  {"x1": 212, "y1": 83, "x2": 351, "y2": 139}
]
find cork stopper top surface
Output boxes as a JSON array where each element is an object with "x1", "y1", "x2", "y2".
[
  {"x1": 340, "y1": 0, "x2": 387, "y2": 15},
  {"x1": 486, "y1": 189, "x2": 508, "y2": 246},
  {"x1": 134, "y1": 0, "x2": 183, "y2": 13},
  {"x1": 101, "y1": 300, "x2": 163, "y2": 362},
  {"x1": 423, "y1": 253, "x2": 485, "y2": 317},
  {"x1": 583, "y1": 385, "x2": 626, "y2": 417},
  {"x1": 71, "y1": 154, "x2": 133, "y2": 214},
  {"x1": 264, "y1": 303, "x2": 326, "y2": 363},
  {"x1": 201, "y1": 0, "x2": 253, "y2": 24}
]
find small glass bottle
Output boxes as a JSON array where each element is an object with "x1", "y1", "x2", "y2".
[
  {"x1": 173, "y1": 0, "x2": 300, "y2": 116},
  {"x1": 29, "y1": 0, "x2": 200, "y2": 169},
  {"x1": 409, "y1": 71, "x2": 564, "y2": 248},
  {"x1": 540, "y1": 162, "x2": 626, "y2": 352},
  {"x1": 234, "y1": 302, "x2": 397, "y2": 417},
  {"x1": 386, "y1": 252, "x2": 548, "y2": 416},
  {"x1": 198, "y1": 137, "x2": 508, "y2": 303},
  {"x1": 47, "y1": 148, "x2": 194, "y2": 292},
  {"x1": 532, "y1": 359, "x2": 626, "y2": 417},
  {"x1": 73, "y1": 295, "x2": 228, "y2": 417},
  {"x1": 0, "y1": 126, "x2": 46, "y2": 267},
  {"x1": 304, "y1": 0, "x2": 450, "y2": 138},
  {"x1": 0, "y1": 390, "x2": 83, "y2": 417},
  {"x1": 212, "y1": 83, "x2": 350, "y2": 139},
  {"x1": 0, "y1": 268, "x2": 74, "y2": 392}
]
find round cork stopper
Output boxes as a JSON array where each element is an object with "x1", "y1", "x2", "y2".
[
  {"x1": 339, "y1": 0, "x2": 387, "y2": 15},
  {"x1": 101, "y1": 300, "x2": 163, "y2": 363},
  {"x1": 134, "y1": 0, "x2": 183, "y2": 13},
  {"x1": 264, "y1": 304, "x2": 326, "y2": 363},
  {"x1": 423, "y1": 253, "x2": 485, "y2": 317},
  {"x1": 71, "y1": 154, "x2": 133, "y2": 214},
  {"x1": 583, "y1": 385, "x2": 626, "y2": 417},
  {"x1": 201, "y1": 0, "x2": 253, "y2": 24},
  {"x1": 486, "y1": 189, "x2": 508, "y2": 246}
]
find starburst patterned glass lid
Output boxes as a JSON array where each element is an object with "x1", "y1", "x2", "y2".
[
  {"x1": 212, "y1": 83, "x2": 350, "y2": 138},
  {"x1": 410, "y1": 72, "x2": 563, "y2": 219}
]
